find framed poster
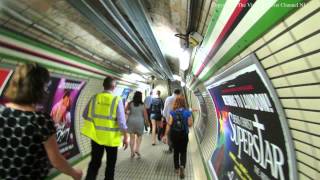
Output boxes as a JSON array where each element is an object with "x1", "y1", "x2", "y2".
[
  {"x1": 206, "y1": 54, "x2": 296, "y2": 180},
  {"x1": 37, "y1": 76, "x2": 86, "y2": 160}
]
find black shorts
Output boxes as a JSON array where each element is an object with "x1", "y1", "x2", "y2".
[{"x1": 150, "y1": 113, "x2": 162, "y2": 121}]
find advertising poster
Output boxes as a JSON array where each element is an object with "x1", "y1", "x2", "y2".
[
  {"x1": 121, "y1": 88, "x2": 132, "y2": 100},
  {"x1": 121, "y1": 88, "x2": 132, "y2": 104},
  {"x1": 207, "y1": 55, "x2": 296, "y2": 180},
  {"x1": 38, "y1": 76, "x2": 86, "y2": 160},
  {"x1": 0, "y1": 68, "x2": 13, "y2": 96},
  {"x1": 114, "y1": 86, "x2": 124, "y2": 96},
  {"x1": 194, "y1": 89, "x2": 208, "y2": 143}
]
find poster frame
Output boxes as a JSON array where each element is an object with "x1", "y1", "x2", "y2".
[
  {"x1": 205, "y1": 54, "x2": 297, "y2": 180},
  {"x1": 45, "y1": 73, "x2": 88, "y2": 164}
]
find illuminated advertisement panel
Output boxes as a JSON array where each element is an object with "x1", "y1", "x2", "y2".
[{"x1": 206, "y1": 55, "x2": 296, "y2": 180}]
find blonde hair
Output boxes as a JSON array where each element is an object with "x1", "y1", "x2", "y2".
[{"x1": 5, "y1": 63, "x2": 50, "y2": 105}]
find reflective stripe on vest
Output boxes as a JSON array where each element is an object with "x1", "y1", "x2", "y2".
[
  {"x1": 83, "y1": 95, "x2": 119, "y2": 131},
  {"x1": 91, "y1": 95, "x2": 118, "y2": 121}
]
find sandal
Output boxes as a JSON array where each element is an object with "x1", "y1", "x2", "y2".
[{"x1": 130, "y1": 152, "x2": 135, "y2": 158}]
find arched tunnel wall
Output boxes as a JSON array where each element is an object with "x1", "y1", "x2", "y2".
[
  {"x1": 0, "y1": 29, "x2": 136, "y2": 166},
  {"x1": 187, "y1": 1, "x2": 320, "y2": 179}
]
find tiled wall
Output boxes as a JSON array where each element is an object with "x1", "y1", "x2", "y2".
[
  {"x1": 75, "y1": 78, "x2": 103, "y2": 156},
  {"x1": 186, "y1": 83, "x2": 217, "y2": 178},
  {"x1": 188, "y1": 1, "x2": 320, "y2": 179}
]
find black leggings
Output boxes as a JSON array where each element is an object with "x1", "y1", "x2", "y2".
[{"x1": 171, "y1": 132, "x2": 189, "y2": 169}]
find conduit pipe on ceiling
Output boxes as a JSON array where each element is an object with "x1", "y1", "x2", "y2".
[
  {"x1": 67, "y1": 0, "x2": 166, "y2": 79},
  {"x1": 117, "y1": 0, "x2": 174, "y2": 80},
  {"x1": 2, "y1": 4, "x2": 130, "y2": 73},
  {"x1": 99, "y1": 0, "x2": 165, "y2": 76}
]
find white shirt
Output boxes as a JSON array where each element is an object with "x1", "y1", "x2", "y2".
[
  {"x1": 162, "y1": 94, "x2": 178, "y2": 122},
  {"x1": 144, "y1": 95, "x2": 153, "y2": 109}
]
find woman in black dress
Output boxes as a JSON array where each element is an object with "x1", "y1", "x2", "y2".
[{"x1": 0, "y1": 63, "x2": 82, "y2": 180}]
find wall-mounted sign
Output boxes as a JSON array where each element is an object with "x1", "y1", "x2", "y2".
[
  {"x1": 206, "y1": 55, "x2": 296, "y2": 180},
  {"x1": 194, "y1": 89, "x2": 208, "y2": 143}
]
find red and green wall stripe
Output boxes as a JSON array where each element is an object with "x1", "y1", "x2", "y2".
[
  {"x1": 0, "y1": 27, "x2": 120, "y2": 78},
  {"x1": 190, "y1": 0, "x2": 305, "y2": 89}
]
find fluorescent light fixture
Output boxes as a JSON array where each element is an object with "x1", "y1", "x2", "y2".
[
  {"x1": 136, "y1": 64, "x2": 150, "y2": 73},
  {"x1": 137, "y1": 82, "x2": 150, "y2": 90},
  {"x1": 123, "y1": 73, "x2": 145, "y2": 82},
  {"x1": 179, "y1": 50, "x2": 191, "y2": 71},
  {"x1": 173, "y1": 74, "x2": 182, "y2": 81}
]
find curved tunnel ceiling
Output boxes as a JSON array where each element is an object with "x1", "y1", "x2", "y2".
[{"x1": 1, "y1": 0, "x2": 216, "y2": 82}]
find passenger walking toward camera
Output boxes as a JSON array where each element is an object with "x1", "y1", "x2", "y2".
[
  {"x1": 0, "y1": 63, "x2": 82, "y2": 180},
  {"x1": 163, "y1": 96, "x2": 192, "y2": 179},
  {"x1": 150, "y1": 90, "x2": 164, "y2": 145},
  {"x1": 125, "y1": 91, "x2": 149, "y2": 158}
]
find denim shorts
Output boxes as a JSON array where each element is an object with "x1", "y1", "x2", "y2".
[{"x1": 150, "y1": 113, "x2": 162, "y2": 121}]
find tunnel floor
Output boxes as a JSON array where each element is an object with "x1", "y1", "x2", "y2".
[{"x1": 53, "y1": 132, "x2": 195, "y2": 180}]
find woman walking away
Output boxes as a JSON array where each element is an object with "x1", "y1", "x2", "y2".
[
  {"x1": 0, "y1": 63, "x2": 82, "y2": 180},
  {"x1": 125, "y1": 91, "x2": 149, "y2": 158},
  {"x1": 163, "y1": 96, "x2": 192, "y2": 179}
]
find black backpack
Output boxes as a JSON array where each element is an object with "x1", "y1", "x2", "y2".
[
  {"x1": 171, "y1": 110, "x2": 186, "y2": 134},
  {"x1": 151, "y1": 98, "x2": 163, "y2": 113}
]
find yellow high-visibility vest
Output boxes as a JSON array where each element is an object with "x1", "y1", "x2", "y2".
[{"x1": 81, "y1": 92, "x2": 122, "y2": 147}]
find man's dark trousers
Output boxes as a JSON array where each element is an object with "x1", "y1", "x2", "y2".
[{"x1": 85, "y1": 140, "x2": 118, "y2": 180}]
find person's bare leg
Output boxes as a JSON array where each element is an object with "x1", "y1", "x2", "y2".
[
  {"x1": 130, "y1": 133, "x2": 135, "y2": 157},
  {"x1": 151, "y1": 119, "x2": 156, "y2": 145},
  {"x1": 135, "y1": 134, "x2": 142, "y2": 158},
  {"x1": 156, "y1": 120, "x2": 162, "y2": 141}
]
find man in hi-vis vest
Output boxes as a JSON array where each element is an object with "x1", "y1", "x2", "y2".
[{"x1": 82, "y1": 76, "x2": 128, "y2": 180}]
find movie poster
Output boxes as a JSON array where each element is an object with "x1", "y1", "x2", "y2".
[
  {"x1": 38, "y1": 76, "x2": 86, "y2": 160},
  {"x1": 194, "y1": 89, "x2": 208, "y2": 143},
  {"x1": 207, "y1": 55, "x2": 296, "y2": 180},
  {"x1": 0, "y1": 68, "x2": 13, "y2": 96}
]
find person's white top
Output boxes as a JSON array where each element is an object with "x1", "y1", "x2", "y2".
[
  {"x1": 144, "y1": 95, "x2": 152, "y2": 109},
  {"x1": 162, "y1": 94, "x2": 178, "y2": 122}
]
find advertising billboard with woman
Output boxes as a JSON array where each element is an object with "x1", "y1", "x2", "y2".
[{"x1": 38, "y1": 76, "x2": 86, "y2": 160}]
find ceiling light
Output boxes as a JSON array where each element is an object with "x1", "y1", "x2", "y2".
[
  {"x1": 173, "y1": 74, "x2": 182, "y2": 81},
  {"x1": 136, "y1": 64, "x2": 150, "y2": 73},
  {"x1": 179, "y1": 49, "x2": 191, "y2": 71},
  {"x1": 123, "y1": 73, "x2": 145, "y2": 82}
]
